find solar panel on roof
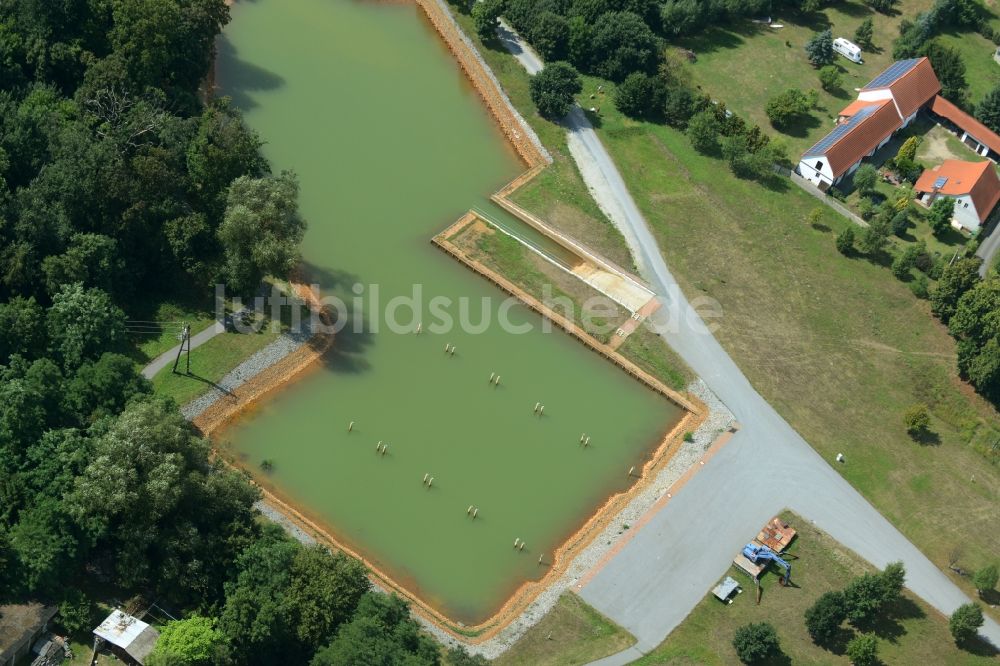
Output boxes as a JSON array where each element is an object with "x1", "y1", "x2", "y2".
[
  {"x1": 933, "y1": 176, "x2": 948, "y2": 189},
  {"x1": 803, "y1": 104, "x2": 880, "y2": 156},
  {"x1": 864, "y1": 58, "x2": 921, "y2": 90}
]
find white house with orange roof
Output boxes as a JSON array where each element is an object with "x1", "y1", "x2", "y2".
[
  {"x1": 914, "y1": 160, "x2": 1000, "y2": 234},
  {"x1": 798, "y1": 58, "x2": 941, "y2": 189}
]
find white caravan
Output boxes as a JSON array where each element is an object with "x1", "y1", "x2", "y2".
[{"x1": 833, "y1": 38, "x2": 863, "y2": 64}]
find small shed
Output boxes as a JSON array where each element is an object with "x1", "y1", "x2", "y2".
[
  {"x1": 712, "y1": 576, "x2": 742, "y2": 603},
  {"x1": 0, "y1": 603, "x2": 59, "y2": 666},
  {"x1": 94, "y1": 611, "x2": 159, "y2": 666}
]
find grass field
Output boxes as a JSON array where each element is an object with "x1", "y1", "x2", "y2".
[
  {"x1": 448, "y1": 3, "x2": 1000, "y2": 619},
  {"x1": 593, "y1": 105, "x2": 1000, "y2": 615},
  {"x1": 494, "y1": 593, "x2": 635, "y2": 666},
  {"x1": 150, "y1": 327, "x2": 284, "y2": 406},
  {"x1": 451, "y1": 218, "x2": 692, "y2": 388},
  {"x1": 149, "y1": 284, "x2": 309, "y2": 406},
  {"x1": 127, "y1": 299, "x2": 217, "y2": 367},
  {"x1": 936, "y1": 30, "x2": 1000, "y2": 107},
  {"x1": 635, "y1": 512, "x2": 997, "y2": 665},
  {"x1": 676, "y1": 1, "x2": 936, "y2": 155}
]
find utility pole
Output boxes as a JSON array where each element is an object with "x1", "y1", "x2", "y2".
[{"x1": 172, "y1": 323, "x2": 191, "y2": 375}]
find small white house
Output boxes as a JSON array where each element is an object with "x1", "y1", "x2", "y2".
[
  {"x1": 914, "y1": 160, "x2": 1000, "y2": 234},
  {"x1": 833, "y1": 37, "x2": 863, "y2": 64}
]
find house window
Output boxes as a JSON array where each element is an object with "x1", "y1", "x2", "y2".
[
  {"x1": 815, "y1": 161, "x2": 823, "y2": 170},
  {"x1": 964, "y1": 202, "x2": 969, "y2": 208}
]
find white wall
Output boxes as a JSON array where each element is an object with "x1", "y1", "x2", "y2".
[
  {"x1": 858, "y1": 89, "x2": 892, "y2": 103},
  {"x1": 798, "y1": 157, "x2": 834, "y2": 187},
  {"x1": 952, "y1": 194, "x2": 981, "y2": 233}
]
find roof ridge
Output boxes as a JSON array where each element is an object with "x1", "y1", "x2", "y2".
[{"x1": 803, "y1": 100, "x2": 890, "y2": 156}]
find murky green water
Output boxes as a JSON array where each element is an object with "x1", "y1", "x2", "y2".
[{"x1": 217, "y1": 0, "x2": 681, "y2": 624}]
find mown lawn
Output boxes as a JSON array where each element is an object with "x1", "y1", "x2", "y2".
[
  {"x1": 150, "y1": 328, "x2": 283, "y2": 406},
  {"x1": 591, "y1": 100, "x2": 1000, "y2": 618},
  {"x1": 127, "y1": 299, "x2": 217, "y2": 368},
  {"x1": 635, "y1": 512, "x2": 997, "y2": 665},
  {"x1": 451, "y1": 216, "x2": 692, "y2": 388},
  {"x1": 494, "y1": 592, "x2": 636, "y2": 666},
  {"x1": 675, "y1": 0, "x2": 935, "y2": 155},
  {"x1": 936, "y1": 30, "x2": 1000, "y2": 107},
  {"x1": 149, "y1": 285, "x2": 310, "y2": 406},
  {"x1": 448, "y1": 1, "x2": 1000, "y2": 618}
]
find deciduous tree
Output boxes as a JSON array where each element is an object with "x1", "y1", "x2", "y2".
[
  {"x1": 818, "y1": 65, "x2": 841, "y2": 92},
  {"x1": 853, "y1": 164, "x2": 878, "y2": 194},
  {"x1": 686, "y1": 110, "x2": 720, "y2": 154},
  {"x1": 949, "y1": 602, "x2": 984, "y2": 644},
  {"x1": 732, "y1": 622, "x2": 781, "y2": 664},
  {"x1": 931, "y1": 256, "x2": 981, "y2": 322},
  {"x1": 148, "y1": 616, "x2": 225, "y2": 666},
  {"x1": 529, "y1": 61, "x2": 582, "y2": 120},
  {"x1": 846, "y1": 632, "x2": 879, "y2": 666},
  {"x1": 589, "y1": 11, "x2": 658, "y2": 81},
  {"x1": 46, "y1": 283, "x2": 126, "y2": 371},
  {"x1": 804, "y1": 591, "x2": 846, "y2": 643},
  {"x1": 471, "y1": 0, "x2": 504, "y2": 40},
  {"x1": 311, "y1": 593, "x2": 439, "y2": 666},
  {"x1": 973, "y1": 564, "x2": 998, "y2": 596},
  {"x1": 218, "y1": 171, "x2": 305, "y2": 298}
]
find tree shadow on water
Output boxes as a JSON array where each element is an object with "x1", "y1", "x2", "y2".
[{"x1": 214, "y1": 34, "x2": 286, "y2": 111}]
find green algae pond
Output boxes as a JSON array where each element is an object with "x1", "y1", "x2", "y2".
[{"x1": 217, "y1": 0, "x2": 684, "y2": 625}]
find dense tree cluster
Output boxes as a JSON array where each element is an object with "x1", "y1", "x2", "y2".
[
  {"x1": 0, "y1": 0, "x2": 310, "y2": 306},
  {"x1": 949, "y1": 272, "x2": 1000, "y2": 402},
  {"x1": 803, "y1": 563, "x2": 906, "y2": 649},
  {"x1": 0, "y1": 3, "x2": 454, "y2": 664}
]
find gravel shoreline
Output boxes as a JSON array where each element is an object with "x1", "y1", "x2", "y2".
[{"x1": 181, "y1": 323, "x2": 313, "y2": 421}]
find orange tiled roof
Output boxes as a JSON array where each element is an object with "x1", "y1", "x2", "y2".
[
  {"x1": 887, "y1": 58, "x2": 941, "y2": 118},
  {"x1": 838, "y1": 99, "x2": 883, "y2": 118},
  {"x1": 915, "y1": 159, "x2": 1000, "y2": 222},
  {"x1": 861, "y1": 57, "x2": 941, "y2": 119},
  {"x1": 803, "y1": 100, "x2": 902, "y2": 178},
  {"x1": 929, "y1": 95, "x2": 1000, "y2": 154}
]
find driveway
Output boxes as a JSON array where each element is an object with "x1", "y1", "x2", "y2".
[
  {"x1": 494, "y1": 21, "x2": 1000, "y2": 657},
  {"x1": 975, "y1": 218, "x2": 1000, "y2": 277}
]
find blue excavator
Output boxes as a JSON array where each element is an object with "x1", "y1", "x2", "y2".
[{"x1": 742, "y1": 543, "x2": 792, "y2": 585}]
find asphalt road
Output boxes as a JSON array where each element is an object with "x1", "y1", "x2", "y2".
[{"x1": 495, "y1": 20, "x2": 1000, "y2": 658}]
